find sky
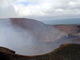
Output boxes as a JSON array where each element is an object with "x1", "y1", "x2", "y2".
[{"x1": 0, "y1": 0, "x2": 80, "y2": 21}]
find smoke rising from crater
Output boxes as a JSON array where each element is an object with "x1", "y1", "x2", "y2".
[{"x1": 0, "y1": 18, "x2": 66, "y2": 55}]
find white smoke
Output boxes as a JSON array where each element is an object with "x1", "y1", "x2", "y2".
[{"x1": 0, "y1": 18, "x2": 67, "y2": 55}]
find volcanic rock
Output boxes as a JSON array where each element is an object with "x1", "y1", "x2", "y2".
[{"x1": 0, "y1": 44, "x2": 80, "y2": 60}]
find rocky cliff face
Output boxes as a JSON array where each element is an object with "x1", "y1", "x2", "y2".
[
  {"x1": 0, "y1": 44, "x2": 80, "y2": 60},
  {"x1": 54, "y1": 25, "x2": 80, "y2": 36}
]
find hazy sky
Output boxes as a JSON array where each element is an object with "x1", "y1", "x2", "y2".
[{"x1": 0, "y1": 0, "x2": 80, "y2": 20}]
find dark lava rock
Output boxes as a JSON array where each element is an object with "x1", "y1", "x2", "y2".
[
  {"x1": 0, "y1": 43, "x2": 80, "y2": 60},
  {"x1": 0, "y1": 47, "x2": 15, "y2": 54}
]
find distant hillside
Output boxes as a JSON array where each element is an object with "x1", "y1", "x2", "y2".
[
  {"x1": 42, "y1": 18, "x2": 80, "y2": 25},
  {"x1": 54, "y1": 25, "x2": 80, "y2": 34}
]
